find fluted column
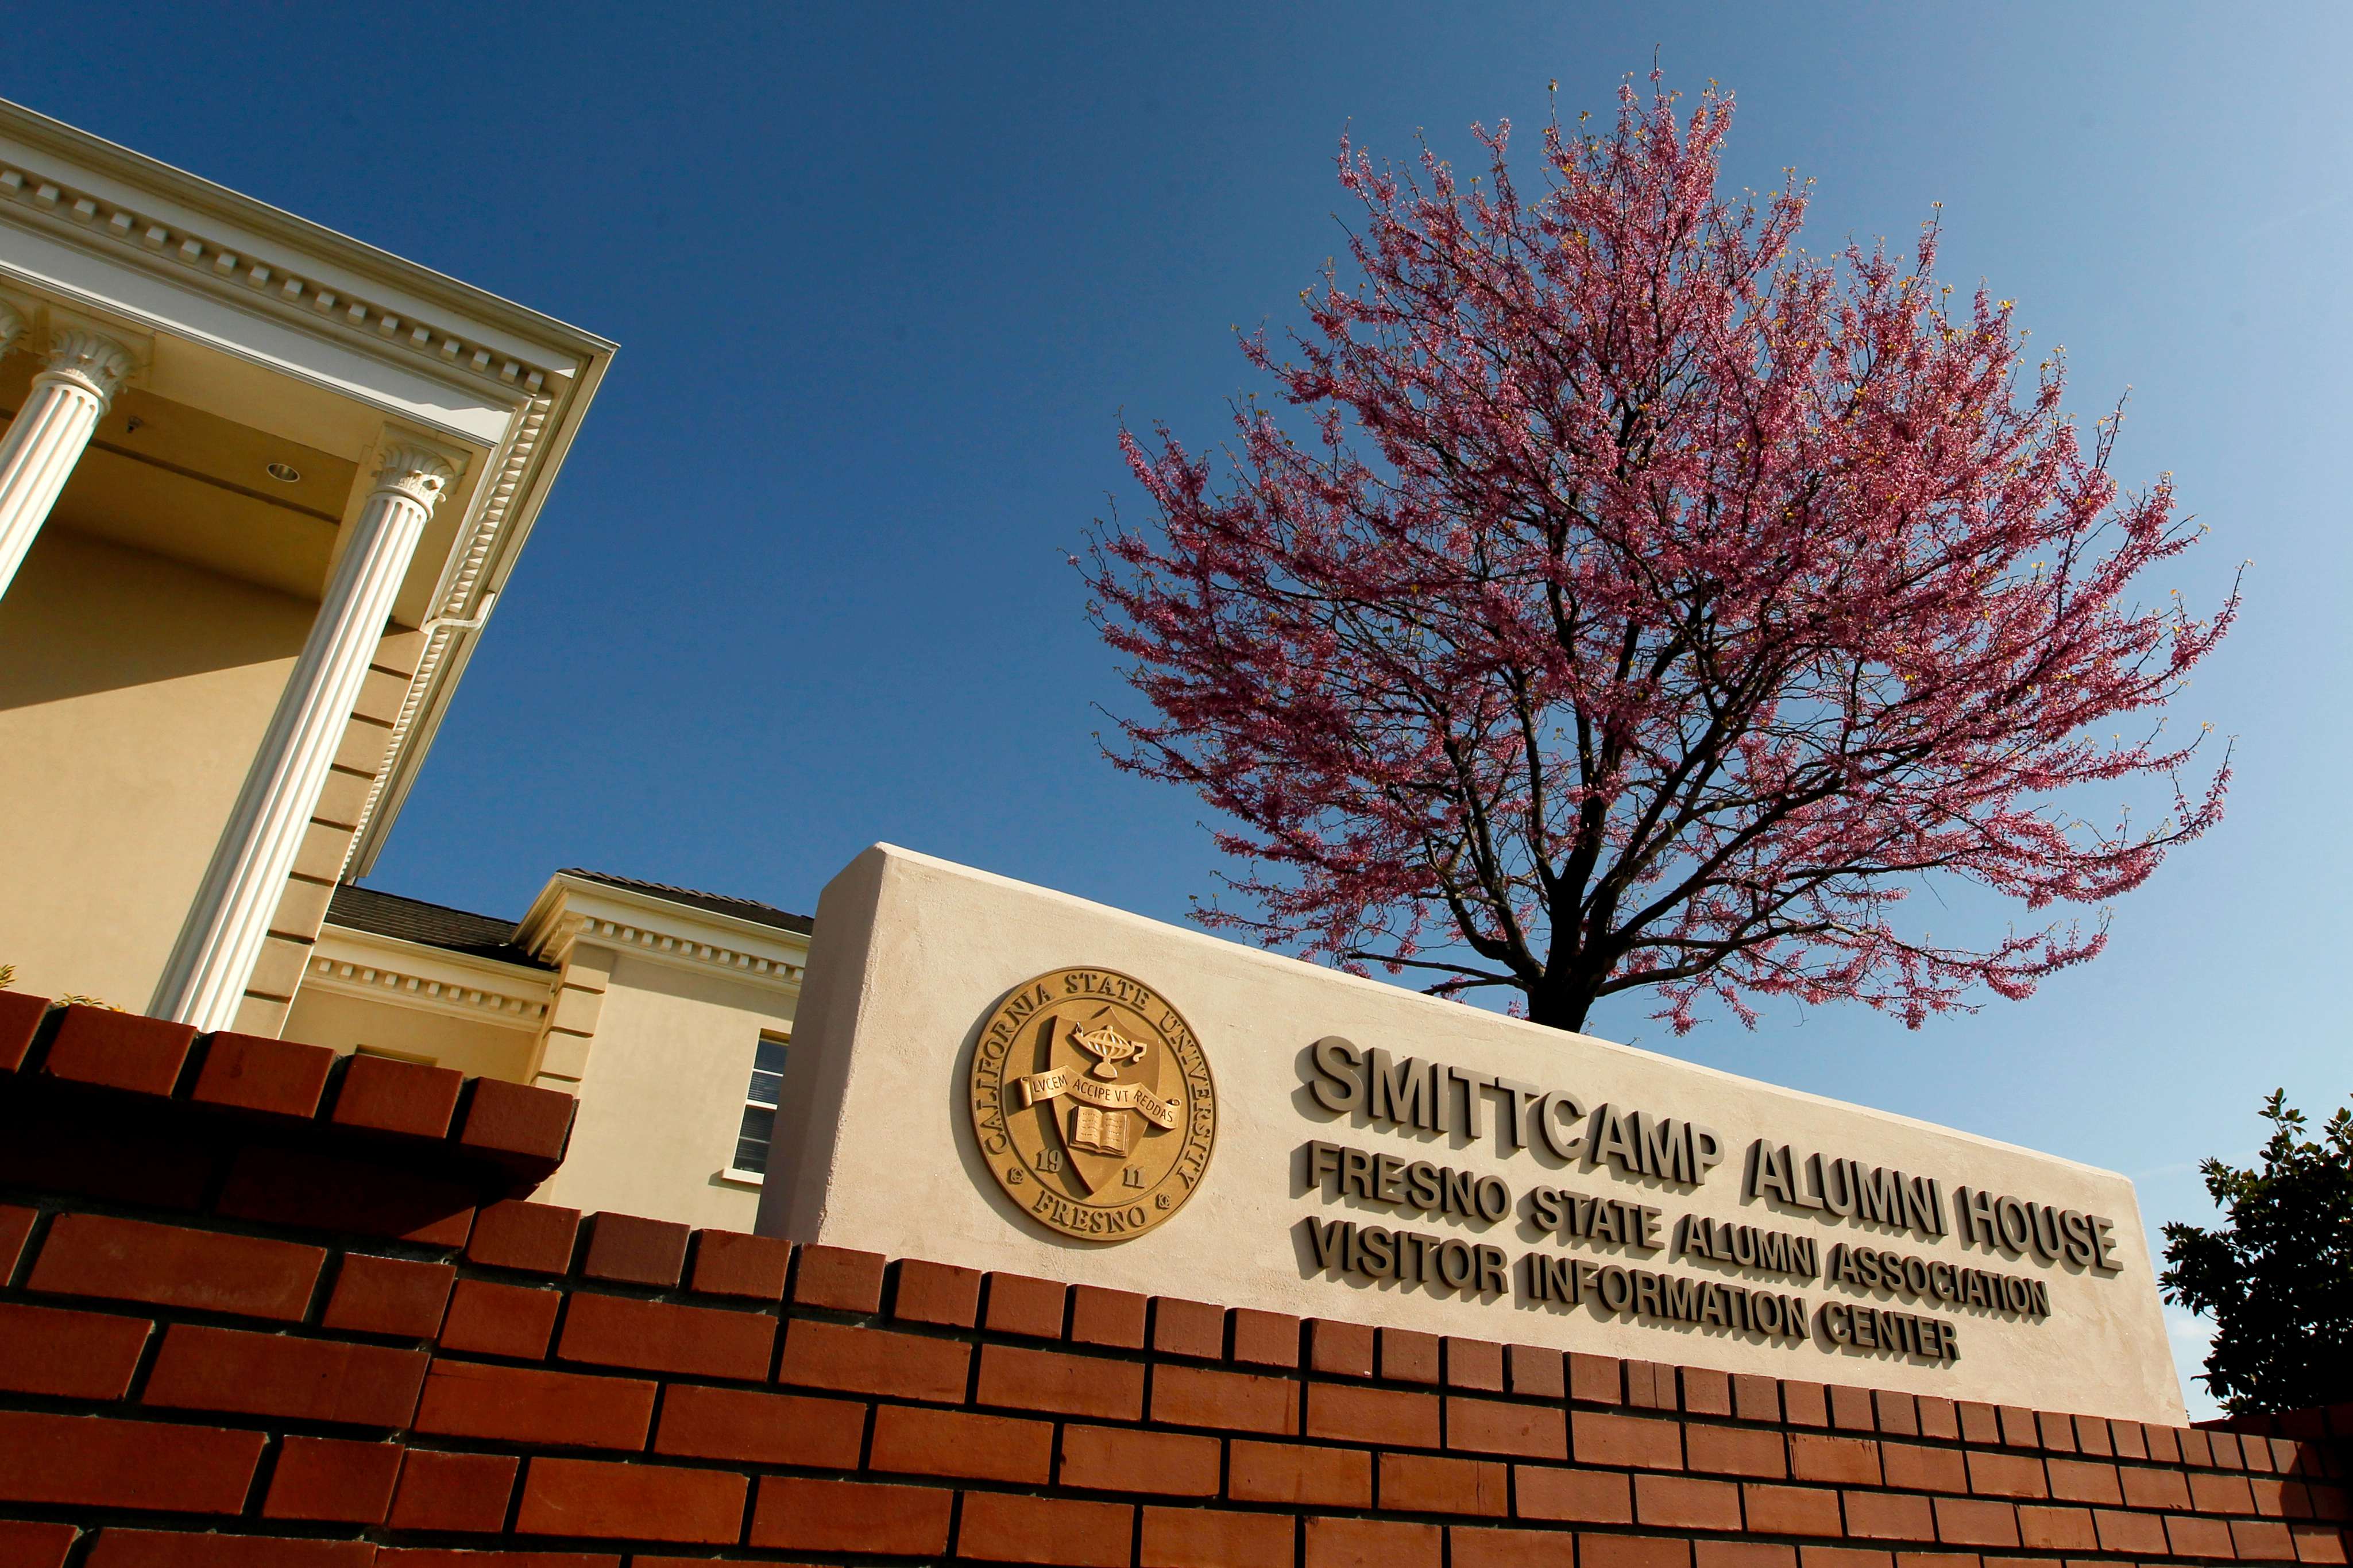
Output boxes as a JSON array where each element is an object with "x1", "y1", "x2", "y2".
[
  {"x1": 0, "y1": 326, "x2": 136, "y2": 599},
  {"x1": 152, "y1": 436, "x2": 460, "y2": 1030}
]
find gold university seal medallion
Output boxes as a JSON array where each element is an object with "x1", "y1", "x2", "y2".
[{"x1": 968, "y1": 967, "x2": 1216, "y2": 1242}]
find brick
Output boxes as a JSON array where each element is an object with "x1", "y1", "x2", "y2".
[
  {"x1": 1791, "y1": 1433, "x2": 1881, "y2": 1486},
  {"x1": 0, "y1": 1520, "x2": 75, "y2": 1568},
  {"x1": 1794, "y1": 1551, "x2": 1887, "y2": 1568},
  {"x1": 439, "y1": 1279, "x2": 561, "y2": 1359},
  {"x1": 262, "y1": 1436, "x2": 404, "y2": 1523},
  {"x1": 1688, "y1": 1422, "x2": 1787, "y2": 1478},
  {"x1": 330, "y1": 1051, "x2": 462, "y2": 1137},
  {"x1": 869, "y1": 1404, "x2": 1051, "y2": 1484},
  {"x1": 1734, "y1": 1375, "x2": 1782, "y2": 1423},
  {"x1": 467, "y1": 1201, "x2": 581, "y2": 1274},
  {"x1": 1451, "y1": 1524, "x2": 1579, "y2": 1568},
  {"x1": 1063, "y1": 1424, "x2": 1222, "y2": 1495},
  {"x1": 1234, "y1": 1308, "x2": 1301, "y2": 1368},
  {"x1": 2073, "y1": 1413, "x2": 2113, "y2": 1457},
  {"x1": 959, "y1": 1492, "x2": 1133, "y2": 1568},
  {"x1": 653, "y1": 1384, "x2": 864, "y2": 1469},
  {"x1": 2292, "y1": 1523, "x2": 2351, "y2": 1563},
  {"x1": 1230, "y1": 1439, "x2": 1372, "y2": 1508},
  {"x1": 389, "y1": 1449, "x2": 519, "y2": 1532},
  {"x1": 2093, "y1": 1506, "x2": 2170, "y2": 1554},
  {"x1": 558, "y1": 1290, "x2": 773, "y2": 1380},
  {"x1": 1448, "y1": 1395, "x2": 1567, "y2": 1459},
  {"x1": 2238, "y1": 1519, "x2": 2302, "y2": 1561},
  {"x1": 1783, "y1": 1381, "x2": 1829, "y2": 1427},
  {"x1": 41, "y1": 1006, "x2": 195, "y2": 1096},
  {"x1": 777, "y1": 1319, "x2": 968, "y2": 1402},
  {"x1": 2028, "y1": 1410, "x2": 2074, "y2": 1453},
  {"x1": 1154, "y1": 1296, "x2": 1225, "y2": 1358},
  {"x1": 1875, "y1": 1390, "x2": 1920, "y2": 1436},
  {"x1": 1510, "y1": 1344, "x2": 1566, "y2": 1399},
  {"x1": 1698, "y1": 1543, "x2": 1798, "y2": 1568},
  {"x1": 322, "y1": 1255, "x2": 454, "y2": 1338},
  {"x1": 1305, "y1": 1515, "x2": 1442, "y2": 1568},
  {"x1": 891, "y1": 1259, "x2": 980, "y2": 1326},
  {"x1": 1446, "y1": 1337, "x2": 1505, "y2": 1390},
  {"x1": 1571, "y1": 1351, "x2": 1624, "y2": 1403},
  {"x1": 144, "y1": 1323, "x2": 427, "y2": 1427},
  {"x1": 1311, "y1": 1318, "x2": 1376, "y2": 1376},
  {"x1": 1576, "y1": 1410, "x2": 1684, "y2": 1470},
  {"x1": 2040, "y1": 1457, "x2": 2119, "y2": 1505},
  {"x1": 1883, "y1": 1442, "x2": 1968, "y2": 1494},
  {"x1": 30, "y1": 1213, "x2": 324, "y2": 1321},
  {"x1": 1917, "y1": 1396, "x2": 1960, "y2": 1441},
  {"x1": 2197, "y1": 1470, "x2": 2262, "y2": 1513},
  {"x1": 218, "y1": 1147, "x2": 473, "y2": 1247},
  {"x1": 412, "y1": 1361, "x2": 655, "y2": 1450},
  {"x1": 1744, "y1": 1484, "x2": 1845, "y2": 1536},
  {"x1": 750, "y1": 1475, "x2": 948, "y2": 1555},
  {"x1": 1581, "y1": 1534, "x2": 1694, "y2": 1568},
  {"x1": 2169, "y1": 1515, "x2": 2241, "y2": 1559},
  {"x1": 1997, "y1": 1406, "x2": 2037, "y2": 1447},
  {"x1": 790, "y1": 1243, "x2": 883, "y2": 1311},
  {"x1": 1376, "y1": 1326, "x2": 1439, "y2": 1384},
  {"x1": 1935, "y1": 1497, "x2": 2022, "y2": 1548},
  {"x1": 687, "y1": 1229, "x2": 791, "y2": 1299},
  {"x1": 1305, "y1": 1381, "x2": 1434, "y2": 1447},
  {"x1": 1961, "y1": 1403, "x2": 2009, "y2": 1443},
  {"x1": 1143, "y1": 1505, "x2": 1296, "y2": 1568},
  {"x1": 2251, "y1": 1476, "x2": 2302, "y2": 1517},
  {"x1": 580, "y1": 1213, "x2": 689, "y2": 1287},
  {"x1": 1157, "y1": 1362, "x2": 1301, "y2": 1435},
  {"x1": 1629, "y1": 1361, "x2": 1675, "y2": 1409},
  {"x1": 1830, "y1": 1384, "x2": 1876, "y2": 1430},
  {"x1": 0, "y1": 1410, "x2": 264, "y2": 1512},
  {"x1": 1845, "y1": 1490, "x2": 1938, "y2": 1541},
  {"x1": 977, "y1": 1342, "x2": 1144, "y2": 1420},
  {"x1": 0, "y1": 1300, "x2": 149, "y2": 1398},
  {"x1": 457, "y1": 1078, "x2": 575, "y2": 1161},
  {"x1": 0, "y1": 1203, "x2": 36, "y2": 1281},
  {"x1": 1381, "y1": 1452, "x2": 1508, "y2": 1516},
  {"x1": 2018, "y1": 1504, "x2": 2098, "y2": 1551},
  {"x1": 2109, "y1": 1418, "x2": 2149, "y2": 1461},
  {"x1": 516, "y1": 1457, "x2": 744, "y2": 1544},
  {"x1": 377, "y1": 1552, "x2": 615, "y2": 1567},
  {"x1": 82, "y1": 1531, "x2": 374, "y2": 1566},
  {"x1": 1517, "y1": 1465, "x2": 1632, "y2": 1523},
  {"x1": 190, "y1": 1032, "x2": 334, "y2": 1116},
  {"x1": 1071, "y1": 1283, "x2": 1147, "y2": 1348},
  {"x1": 0, "y1": 989, "x2": 48, "y2": 1073},
  {"x1": 1683, "y1": 1367, "x2": 1734, "y2": 1417},
  {"x1": 1965, "y1": 1450, "x2": 2047, "y2": 1499},
  {"x1": 0, "y1": 1118, "x2": 213, "y2": 1212},
  {"x1": 983, "y1": 1271, "x2": 1067, "y2": 1337},
  {"x1": 1636, "y1": 1473, "x2": 1743, "y2": 1531}
]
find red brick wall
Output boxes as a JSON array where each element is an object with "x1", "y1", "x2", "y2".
[{"x1": 0, "y1": 990, "x2": 2347, "y2": 1567}]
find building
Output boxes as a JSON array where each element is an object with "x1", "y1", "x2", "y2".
[{"x1": 0, "y1": 97, "x2": 804, "y2": 1230}]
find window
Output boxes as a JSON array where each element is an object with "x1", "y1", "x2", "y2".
[{"x1": 729, "y1": 1033, "x2": 788, "y2": 1180}]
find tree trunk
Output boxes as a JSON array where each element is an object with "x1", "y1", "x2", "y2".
[{"x1": 1525, "y1": 979, "x2": 1595, "y2": 1034}]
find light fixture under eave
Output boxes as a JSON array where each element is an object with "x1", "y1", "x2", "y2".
[{"x1": 265, "y1": 462, "x2": 300, "y2": 483}]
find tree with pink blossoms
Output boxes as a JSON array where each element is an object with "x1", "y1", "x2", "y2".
[{"x1": 1083, "y1": 75, "x2": 2236, "y2": 1036}]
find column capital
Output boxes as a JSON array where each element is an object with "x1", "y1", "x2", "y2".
[
  {"x1": 369, "y1": 436, "x2": 461, "y2": 514},
  {"x1": 39, "y1": 326, "x2": 137, "y2": 406},
  {"x1": 0, "y1": 299, "x2": 24, "y2": 357}
]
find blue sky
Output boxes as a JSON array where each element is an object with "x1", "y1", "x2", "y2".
[{"x1": 22, "y1": 4, "x2": 2349, "y2": 1414}]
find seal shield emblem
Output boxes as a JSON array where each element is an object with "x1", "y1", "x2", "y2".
[{"x1": 968, "y1": 967, "x2": 1216, "y2": 1242}]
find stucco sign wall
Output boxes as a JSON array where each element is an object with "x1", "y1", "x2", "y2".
[{"x1": 757, "y1": 845, "x2": 2185, "y2": 1423}]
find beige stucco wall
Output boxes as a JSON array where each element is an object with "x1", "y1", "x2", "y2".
[
  {"x1": 0, "y1": 528, "x2": 312, "y2": 1007},
  {"x1": 281, "y1": 986, "x2": 542, "y2": 1082},
  {"x1": 535, "y1": 951, "x2": 794, "y2": 1232},
  {"x1": 762, "y1": 845, "x2": 2187, "y2": 1424}
]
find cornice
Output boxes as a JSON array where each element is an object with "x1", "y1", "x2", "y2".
[
  {"x1": 517, "y1": 875, "x2": 810, "y2": 990},
  {"x1": 306, "y1": 923, "x2": 555, "y2": 1027}
]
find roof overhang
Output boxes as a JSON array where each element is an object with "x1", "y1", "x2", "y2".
[
  {"x1": 0, "y1": 96, "x2": 616, "y2": 874},
  {"x1": 517, "y1": 873, "x2": 811, "y2": 993}
]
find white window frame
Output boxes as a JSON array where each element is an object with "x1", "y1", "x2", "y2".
[{"x1": 722, "y1": 1029, "x2": 790, "y2": 1186}]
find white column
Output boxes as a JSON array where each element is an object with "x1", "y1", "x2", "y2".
[
  {"x1": 151, "y1": 436, "x2": 459, "y2": 1030},
  {"x1": 0, "y1": 326, "x2": 136, "y2": 599}
]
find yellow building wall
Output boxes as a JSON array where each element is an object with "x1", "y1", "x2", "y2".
[
  {"x1": 280, "y1": 986, "x2": 542, "y2": 1083},
  {"x1": 534, "y1": 952, "x2": 794, "y2": 1232},
  {"x1": 0, "y1": 528, "x2": 313, "y2": 1008}
]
